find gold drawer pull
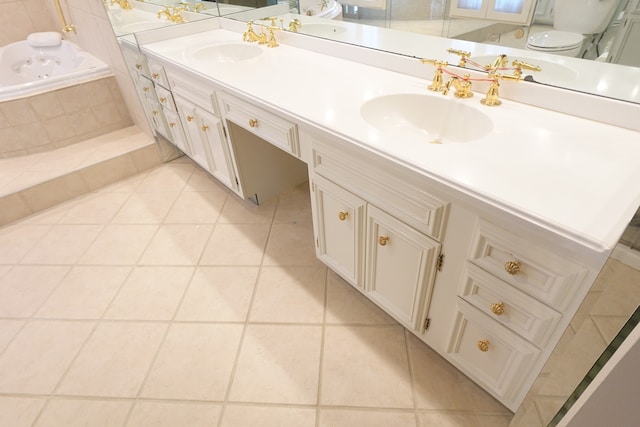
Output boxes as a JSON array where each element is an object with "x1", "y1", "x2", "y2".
[
  {"x1": 504, "y1": 260, "x2": 521, "y2": 275},
  {"x1": 159, "y1": 96, "x2": 167, "y2": 103},
  {"x1": 152, "y1": 72, "x2": 160, "y2": 79},
  {"x1": 169, "y1": 122, "x2": 176, "y2": 128},
  {"x1": 249, "y1": 118, "x2": 258, "y2": 128},
  {"x1": 338, "y1": 211, "x2": 348, "y2": 221},
  {"x1": 201, "y1": 125, "x2": 209, "y2": 132},
  {"x1": 476, "y1": 340, "x2": 489, "y2": 352},
  {"x1": 152, "y1": 110, "x2": 159, "y2": 116},
  {"x1": 135, "y1": 63, "x2": 142, "y2": 70},
  {"x1": 378, "y1": 236, "x2": 389, "y2": 246},
  {"x1": 142, "y1": 86, "x2": 149, "y2": 92},
  {"x1": 186, "y1": 115, "x2": 194, "y2": 122},
  {"x1": 490, "y1": 301, "x2": 505, "y2": 316}
]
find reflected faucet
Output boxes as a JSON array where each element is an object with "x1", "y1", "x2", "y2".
[
  {"x1": 111, "y1": 0, "x2": 132, "y2": 10},
  {"x1": 157, "y1": 6, "x2": 186, "y2": 23}
]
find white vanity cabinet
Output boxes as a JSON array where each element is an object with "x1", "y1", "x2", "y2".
[
  {"x1": 608, "y1": 0, "x2": 640, "y2": 67},
  {"x1": 309, "y1": 133, "x2": 447, "y2": 333}
]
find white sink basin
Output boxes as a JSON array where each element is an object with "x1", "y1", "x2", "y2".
[
  {"x1": 470, "y1": 55, "x2": 578, "y2": 84},
  {"x1": 186, "y1": 43, "x2": 263, "y2": 63},
  {"x1": 360, "y1": 94, "x2": 493, "y2": 144}
]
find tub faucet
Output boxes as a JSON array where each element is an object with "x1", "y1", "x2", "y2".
[
  {"x1": 111, "y1": 0, "x2": 132, "y2": 10},
  {"x1": 157, "y1": 6, "x2": 185, "y2": 23}
]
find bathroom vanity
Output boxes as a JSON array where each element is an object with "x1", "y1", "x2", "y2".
[{"x1": 123, "y1": 17, "x2": 640, "y2": 412}]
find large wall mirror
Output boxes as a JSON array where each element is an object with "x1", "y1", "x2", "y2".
[
  {"x1": 107, "y1": 0, "x2": 640, "y2": 104},
  {"x1": 104, "y1": 1, "x2": 640, "y2": 425}
]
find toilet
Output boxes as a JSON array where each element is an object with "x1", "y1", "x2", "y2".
[{"x1": 526, "y1": 0, "x2": 619, "y2": 57}]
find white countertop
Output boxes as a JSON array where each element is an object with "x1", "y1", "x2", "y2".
[{"x1": 142, "y1": 28, "x2": 640, "y2": 252}]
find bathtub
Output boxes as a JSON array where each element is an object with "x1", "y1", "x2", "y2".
[
  {"x1": 299, "y1": 0, "x2": 343, "y2": 19},
  {"x1": 0, "y1": 37, "x2": 132, "y2": 159},
  {"x1": 0, "y1": 38, "x2": 111, "y2": 102}
]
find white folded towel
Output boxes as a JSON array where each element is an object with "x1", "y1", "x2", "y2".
[{"x1": 27, "y1": 32, "x2": 63, "y2": 48}]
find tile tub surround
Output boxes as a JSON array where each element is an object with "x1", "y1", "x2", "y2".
[
  {"x1": 0, "y1": 158, "x2": 514, "y2": 427},
  {"x1": 0, "y1": 76, "x2": 132, "y2": 159}
]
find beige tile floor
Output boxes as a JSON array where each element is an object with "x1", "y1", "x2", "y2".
[{"x1": 0, "y1": 155, "x2": 512, "y2": 426}]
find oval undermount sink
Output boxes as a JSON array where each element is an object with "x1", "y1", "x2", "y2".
[
  {"x1": 470, "y1": 55, "x2": 578, "y2": 84},
  {"x1": 187, "y1": 43, "x2": 263, "y2": 63},
  {"x1": 360, "y1": 94, "x2": 493, "y2": 144}
]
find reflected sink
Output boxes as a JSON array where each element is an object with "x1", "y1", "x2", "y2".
[
  {"x1": 186, "y1": 43, "x2": 263, "y2": 63},
  {"x1": 470, "y1": 55, "x2": 578, "y2": 84},
  {"x1": 360, "y1": 94, "x2": 493, "y2": 144}
]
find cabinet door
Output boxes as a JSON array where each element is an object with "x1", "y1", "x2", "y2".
[
  {"x1": 365, "y1": 205, "x2": 441, "y2": 331},
  {"x1": 312, "y1": 175, "x2": 366, "y2": 288},
  {"x1": 164, "y1": 109, "x2": 191, "y2": 156},
  {"x1": 174, "y1": 95, "x2": 213, "y2": 172},
  {"x1": 197, "y1": 108, "x2": 237, "y2": 191}
]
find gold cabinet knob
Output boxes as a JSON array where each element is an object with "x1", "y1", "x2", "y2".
[
  {"x1": 378, "y1": 236, "x2": 389, "y2": 246},
  {"x1": 186, "y1": 115, "x2": 194, "y2": 122},
  {"x1": 152, "y1": 72, "x2": 160, "y2": 79},
  {"x1": 249, "y1": 118, "x2": 258, "y2": 128},
  {"x1": 135, "y1": 63, "x2": 142, "y2": 70},
  {"x1": 338, "y1": 211, "x2": 348, "y2": 221},
  {"x1": 504, "y1": 260, "x2": 521, "y2": 275},
  {"x1": 201, "y1": 124, "x2": 209, "y2": 132},
  {"x1": 476, "y1": 340, "x2": 490, "y2": 352},
  {"x1": 169, "y1": 122, "x2": 176, "y2": 128},
  {"x1": 152, "y1": 110, "x2": 159, "y2": 116},
  {"x1": 159, "y1": 96, "x2": 167, "y2": 103},
  {"x1": 490, "y1": 301, "x2": 505, "y2": 316},
  {"x1": 142, "y1": 86, "x2": 149, "y2": 92}
]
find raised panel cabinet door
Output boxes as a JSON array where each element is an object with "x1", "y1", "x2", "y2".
[
  {"x1": 196, "y1": 107, "x2": 237, "y2": 191},
  {"x1": 174, "y1": 95, "x2": 213, "y2": 172},
  {"x1": 365, "y1": 204, "x2": 441, "y2": 331},
  {"x1": 312, "y1": 175, "x2": 366, "y2": 288},
  {"x1": 163, "y1": 109, "x2": 191, "y2": 156}
]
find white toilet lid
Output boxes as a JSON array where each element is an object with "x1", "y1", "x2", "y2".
[{"x1": 527, "y1": 30, "x2": 584, "y2": 49}]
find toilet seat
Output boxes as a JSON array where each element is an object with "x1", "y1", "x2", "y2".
[{"x1": 526, "y1": 30, "x2": 584, "y2": 51}]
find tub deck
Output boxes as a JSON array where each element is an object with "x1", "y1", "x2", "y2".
[{"x1": 0, "y1": 126, "x2": 163, "y2": 227}]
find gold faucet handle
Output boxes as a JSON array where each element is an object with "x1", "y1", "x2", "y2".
[
  {"x1": 447, "y1": 48, "x2": 471, "y2": 67},
  {"x1": 512, "y1": 59, "x2": 542, "y2": 77},
  {"x1": 420, "y1": 58, "x2": 448, "y2": 68}
]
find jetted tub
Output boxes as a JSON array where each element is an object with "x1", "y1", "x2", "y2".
[{"x1": 0, "y1": 36, "x2": 111, "y2": 102}]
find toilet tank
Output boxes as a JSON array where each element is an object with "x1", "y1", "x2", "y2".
[{"x1": 554, "y1": 0, "x2": 619, "y2": 34}]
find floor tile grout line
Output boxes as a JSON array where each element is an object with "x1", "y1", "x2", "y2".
[{"x1": 314, "y1": 267, "x2": 329, "y2": 427}]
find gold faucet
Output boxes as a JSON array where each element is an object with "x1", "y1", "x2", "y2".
[
  {"x1": 484, "y1": 54, "x2": 509, "y2": 71},
  {"x1": 481, "y1": 71, "x2": 521, "y2": 106},
  {"x1": 111, "y1": 0, "x2": 132, "y2": 10},
  {"x1": 178, "y1": 1, "x2": 206, "y2": 12},
  {"x1": 443, "y1": 74, "x2": 473, "y2": 98},
  {"x1": 512, "y1": 59, "x2": 542, "y2": 77},
  {"x1": 288, "y1": 19, "x2": 302, "y2": 32},
  {"x1": 420, "y1": 59, "x2": 448, "y2": 92},
  {"x1": 243, "y1": 21, "x2": 262, "y2": 42},
  {"x1": 447, "y1": 48, "x2": 471, "y2": 67},
  {"x1": 157, "y1": 6, "x2": 185, "y2": 23}
]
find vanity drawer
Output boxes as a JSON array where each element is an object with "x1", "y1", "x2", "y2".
[
  {"x1": 165, "y1": 66, "x2": 220, "y2": 115},
  {"x1": 311, "y1": 137, "x2": 448, "y2": 241},
  {"x1": 155, "y1": 85, "x2": 177, "y2": 113},
  {"x1": 146, "y1": 60, "x2": 170, "y2": 89},
  {"x1": 460, "y1": 264, "x2": 561, "y2": 347},
  {"x1": 218, "y1": 92, "x2": 300, "y2": 157},
  {"x1": 469, "y1": 220, "x2": 587, "y2": 309},
  {"x1": 448, "y1": 300, "x2": 540, "y2": 407}
]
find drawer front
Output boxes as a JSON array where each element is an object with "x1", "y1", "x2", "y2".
[
  {"x1": 219, "y1": 92, "x2": 299, "y2": 157},
  {"x1": 311, "y1": 138, "x2": 448, "y2": 241},
  {"x1": 460, "y1": 264, "x2": 561, "y2": 347},
  {"x1": 448, "y1": 300, "x2": 540, "y2": 408},
  {"x1": 165, "y1": 66, "x2": 220, "y2": 115},
  {"x1": 147, "y1": 60, "x2": 169, "y2": 89},
  {"x1": 155, "y1": 85, "x2": 176, "y2": 113},
  {"x1": 469, "y1": 220, "x2": 587, "y2": 309}
]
